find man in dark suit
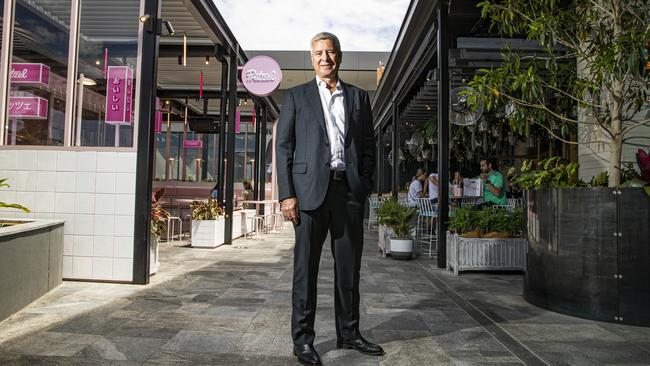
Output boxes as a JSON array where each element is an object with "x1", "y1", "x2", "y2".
[{"x1": 276, "y1": 32, "x2": 383, "y2": 366}]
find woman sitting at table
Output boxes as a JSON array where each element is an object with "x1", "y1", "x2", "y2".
[{"x1": 241, "y1": 180, "x2": 255, "y2": 209}]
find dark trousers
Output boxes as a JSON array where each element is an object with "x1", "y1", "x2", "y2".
[{"x1": 291, "y1": 175, "x2": 364, "y2": 346}]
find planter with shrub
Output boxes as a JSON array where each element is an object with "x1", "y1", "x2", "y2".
[
  {"x1": 376, "y1": 199, "x2": 417, "y2": 260},
  {"x1": 446, "y1": 205, "x2": 526, "y2": 275}
]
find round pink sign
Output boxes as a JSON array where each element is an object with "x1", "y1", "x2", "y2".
[{"x1": 241, "y1": 56, "x2": 282, "y2": 97}]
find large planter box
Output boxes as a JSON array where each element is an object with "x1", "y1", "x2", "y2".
[
  {"x1": 524, "y1": 188, "x2": 650, "y2": 327},
  {"x1": 191, "y1": 210, "x2": 256, "y2": 248},
  {"x1": 0, "y1": 219, "x2": 64, "y2": 322},
  {"x1": 191, "y1": 218, "x2": 225, "y2": 248},
  {"x1": 446, "y1": 232, "x2": 526, "y2": 275}
]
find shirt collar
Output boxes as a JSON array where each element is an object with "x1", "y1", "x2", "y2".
[{"x1": 316, "y1": 77, "x2": 342, "y2": 92}]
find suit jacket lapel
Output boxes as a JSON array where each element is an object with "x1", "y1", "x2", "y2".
[
  {"x1": 342, "y1": 81, "x2": 354, "y2": 142},
  {"x1": 305, "y1": 79, "x2": 330, "y2": 143}
]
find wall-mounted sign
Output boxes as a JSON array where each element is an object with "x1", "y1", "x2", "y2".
[
  {"x1": 11, "y1": 63, "x2": 50, "y2": 86},
  {"x1": 241, "y1": 56, "x2": 282, "y2": 97},
  {"x1": 8, "y1": 96, "x2": 49, "y2": 119},
  {"x1": 105, "y1": 66, "x2": 134, "y2": 125},
  {"x1": 183, "y1": 140, "x2": 203, "y2": 149}
]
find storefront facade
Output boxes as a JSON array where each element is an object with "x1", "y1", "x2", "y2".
[{"x1": 0, "y1": 0, "x2": 279, "y2": 284}]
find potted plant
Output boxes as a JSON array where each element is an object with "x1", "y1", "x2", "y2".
[
  {"x1": 150, "y1": 188, "x2": 169, "y2": 275},
  {"x1": 447, "y1": 205, "x2": 527, "y2": 275},
  {"x1": 376, "y1": 199, "x2": 418, "y2": 260},
  {"x1": 190, "y1": 198, "x2": 224, "y2": 248},
  {"x1": 507, "y1": 155, "x2": 650, "y2": 326},
  {"x1": 1, "y1": 178, "x2": 30, "y2": 227}
]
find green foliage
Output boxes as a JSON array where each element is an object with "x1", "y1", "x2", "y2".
[
  {"x1": 507, "y1": 157, "x2": 582, "y2": 190},
  {"x1": 448, "y1": 206, "x2": 480, "y2": 233},
  {"x1": 190, "y1": 198, "x2": 223, "y2": 220},
  {"x1": 0, "y1": 178, "x2": 30, "y2": 213},
  {"x1": 469, "y1": 0, "x2": 650, "y2": 186},
  {"x1": 449, "y1": 205, "x2": 525, "y2": 237},
  {"x1": 151, "y1": 188, "x2": 170, "y2": 238},
  {"x1": 376, "y1": 199, "x2": 418, "y2": 239},
  {"x1": 590, "y1": 171, "x2": 609, "y2": 187}
]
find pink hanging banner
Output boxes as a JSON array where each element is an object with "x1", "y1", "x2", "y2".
[
  {"x1": 183, "y1": 140, "x2": 203, "y2": 149},
  {"x1": 10, "y1": 63, "x2": 50, "y2": 86},
  {"x1": 154, "y1": 97, "x2": 162, "y2": 133},
  {"x1": 235, "y1": 110, "x2": 241, "y2": 133},
  {"x1": 199, "y1": 71, "x2": 203, "y2": 98},
  {"x1": 105, "y1": 66, "x2": 134, "y2": 125},
  {"x1": 8, "y1": 96, "x2": 49, "y2": 119}
]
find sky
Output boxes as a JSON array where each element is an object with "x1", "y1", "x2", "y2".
[{"x1": 213, "y1": 0, "x2": 411, "y2": 52}]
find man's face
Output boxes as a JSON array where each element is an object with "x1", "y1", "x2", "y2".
[
  {"x1": 480, "y1": 160, "x2": 490, "y2": 174},
  {"x1": 418, "y1": 173, "x2": 427, "y2": 182},
  {"x1": 311, "y1": 39, "x2": 341, "y2": 79}
]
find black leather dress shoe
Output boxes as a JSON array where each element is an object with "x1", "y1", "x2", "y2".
[
  {"x1": 293, "y1": 344, "x2": 322, "y2": 365},
  {"x1": 336, "y1": 336, "x2": 385, "y2": 356}
]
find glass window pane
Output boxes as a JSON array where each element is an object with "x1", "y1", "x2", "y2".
[
  {"x1": 6, "y1": 0, "x2": 71, "y2": 146},
  {"x1": 75, "y1": 0, "x2": 140, "y2": 147}
]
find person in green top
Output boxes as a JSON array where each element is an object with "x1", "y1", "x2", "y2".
[{"x1": 479, "y1": 158, "x2": 507, "y2": 205}]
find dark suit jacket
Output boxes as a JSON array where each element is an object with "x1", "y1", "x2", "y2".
[{"x1": 275, "y1": 79, "x2": 376, "y2": 211}]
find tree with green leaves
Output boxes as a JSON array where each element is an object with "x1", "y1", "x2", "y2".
[{"x1": 468, "y1": 0, "x2": 650, "y2": 186}]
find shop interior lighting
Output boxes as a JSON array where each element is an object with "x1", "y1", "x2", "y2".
[
  {"x1": 205, "y1": 56, "x2": 210, "y2": 65},
  {"x1": 82, "y1": 78, "x2": 97, "y2": 86},
  {"x1": 183, "y1": 33, "x2": 187, "y2": 67}
]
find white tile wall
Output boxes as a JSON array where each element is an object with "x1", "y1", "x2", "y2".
[
  {"x1": 21, "y1": 151, "x2": 38, "y2": 171},
  {"x1": 63, "y1": 235, "x2": 74, "y2": 256},
  {"x1": 37, "y1": 151, "x2": 57, "y2": 171},
  {"x1": 35, "y1": 192, "x2": 56, "y2": 213},
  {"x1": 76, "y1": 172, "x2": 96, "y2": 193},
  {"x1": 96, "y1": 173, "x2": 116, "y2": 194},
  {"x1": 55, "y1": 193, "x2": 76, "y2": 214},
  {"x1": 114, "y1": 215, "x2": 135, "y2": 237},
  {"x1": 62, "y1": 256, "x2": 73, "y2": 278},
  {"x1": 93, "y1": 236, "x2": 114, "y2": 257},
  {"x1": 15, "y1": 171, "x2": 37, "y2": 191},
  {"x1": 74, "y1": 214, "x2": 94, "y2": 235},
  {"x1": 114, "y1": 236, "x2": 134, "y2": 258},
  {"x1": 93, "y1": 257, "x2": 113, "y2": 280},
  {"x1": 74, "y1": 193, "x2": 95, "y2": 215},
  {"x1": 56, "y1": 151, "x2": 77, "y2": 172},
  {"x1": 77, "y1": 152, "x2": 97, "y2": 172},
  {"x1": 1, "y1": 150, "x2": 139, "y2": 282},
  {"x1": 113, "y1": 258, "x2": 133, "y2": 281},
  {"x1": 115, "y1": 173, "x2": 136, "y2": 194},
  {"x1": 96, "y1": 152, "x2": 117, "y2": 172},
  {"x1": 95, "y1": 194, "x2": 116, "y2": 215},
  {"x1": 0, "y1": 150, "x2": 17, "y2": 170},
  {"x1": 73, "y1": 235, "x2": 94, "y2": 257},
  {"x1": 36, "y1": 171, "x2": 56, "y2": 192},
  {"x1": 73, "y1": 257, "x2": 93, "y2": 278},
  {"x1": 94, "y1": 214, "x2": 115, "y2": 236},
  {"x1": 115, "y1": 194, "x2": 135, "y2": 216},
  {"x1": 56, "y1": 172, "x2": 77, "y2": 192}
]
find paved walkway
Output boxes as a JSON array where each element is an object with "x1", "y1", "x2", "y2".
[{"x1": 1, "y1": 224, "x2": 649, "y2": 365}]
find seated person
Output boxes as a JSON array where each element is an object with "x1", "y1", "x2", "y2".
[
  {"x1": 241, "y1": 180, "x2": 254, "y2": 209},
  {"x1": 428, "y1": 171, "x2": 439, "y2": 204},
  {"x1": 479, "y1": 158, "x2": 507, "y2": 205},
  {"x1": 407, "y1": 170, "x2": 428, "y2": 207}
]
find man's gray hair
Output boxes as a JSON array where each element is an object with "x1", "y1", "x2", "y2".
[{"x1": 310, "y1": 32, "x2": 341, "y2": 53}]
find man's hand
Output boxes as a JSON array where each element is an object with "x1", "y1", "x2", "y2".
[{"x1": 281, "y1": 197, "x2": 300, "y2": 225}]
